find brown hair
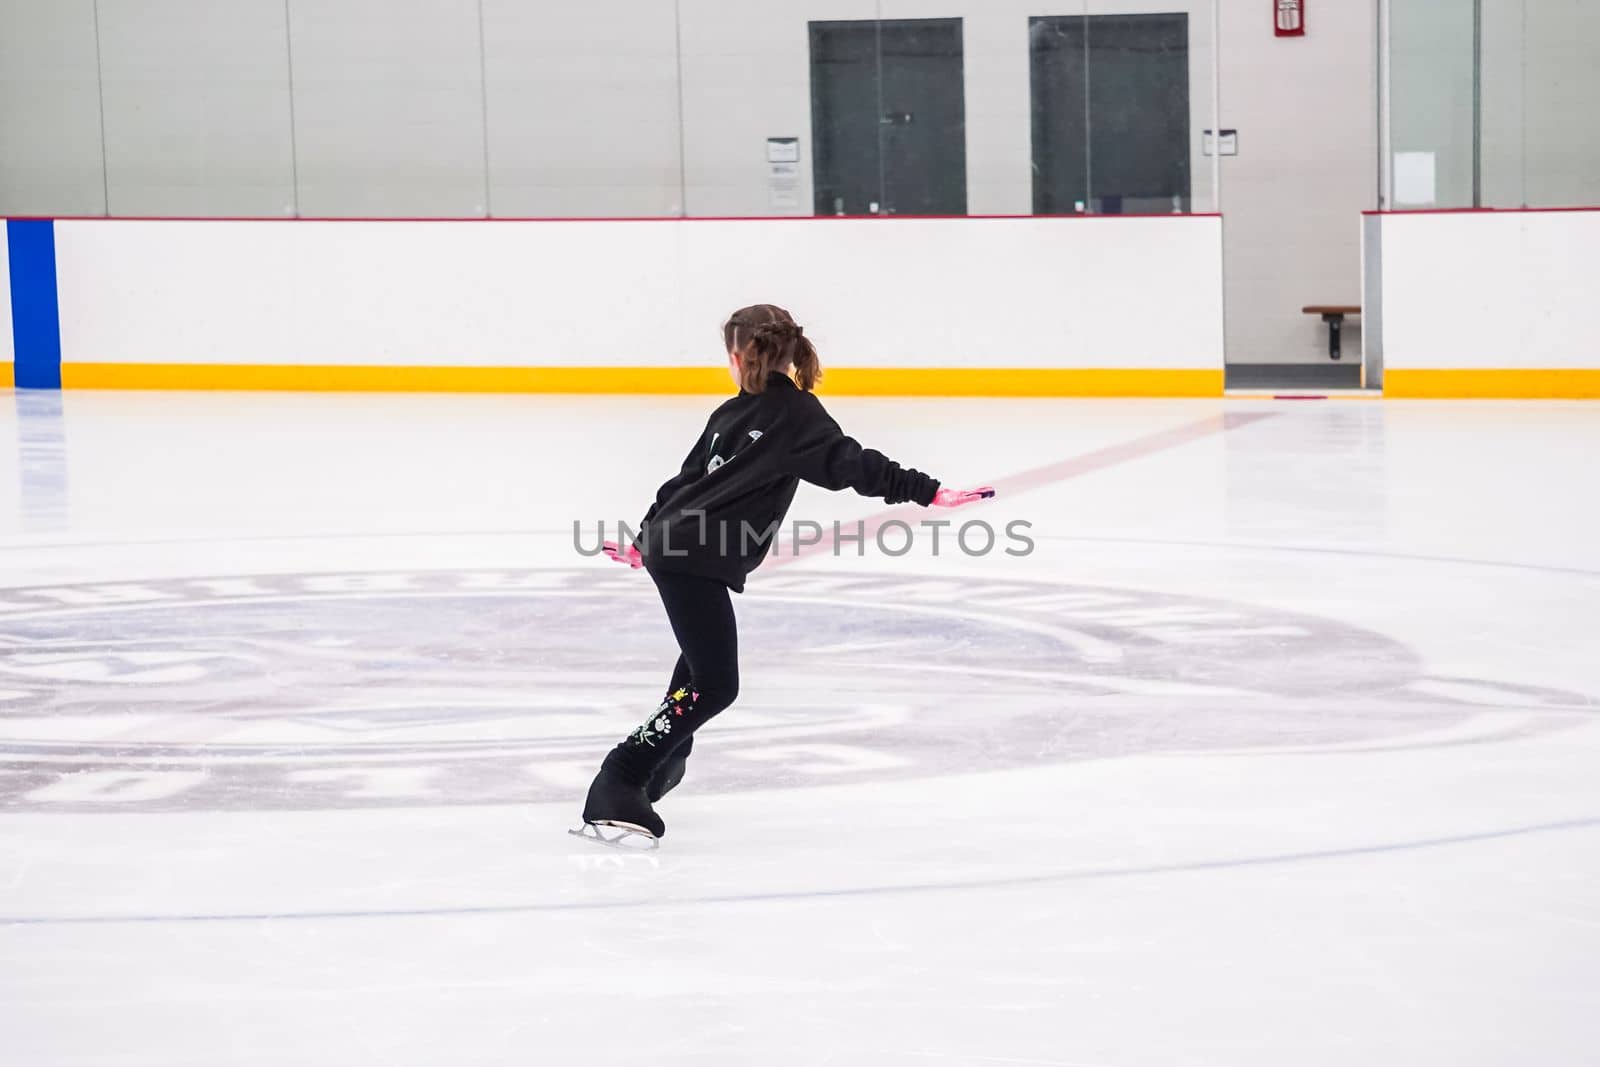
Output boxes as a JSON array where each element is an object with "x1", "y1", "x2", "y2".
[{"x1": 722, "y1": 304, "x2": 821, "y2": 394}]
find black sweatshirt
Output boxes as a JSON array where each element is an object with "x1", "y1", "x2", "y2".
[{"x1": 637, "y1": 372, "x2": 941, "y2": 592}]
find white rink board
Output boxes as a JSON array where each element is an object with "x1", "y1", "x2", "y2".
[
  {"x1": 52, "y1": 217, "x2": 1224, "y2": 369},
  {"x1": 1, "y1": 221, "x2": 14, "y2": 365},
  {"x1": 673, "y1": 217, "x2": 1224, "y2": 368},
  {"x1": 1379, "y1": 210, "x2": 1600, "y2": 369}
]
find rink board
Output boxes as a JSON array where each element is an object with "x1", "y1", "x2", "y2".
[
  {"x1": 1369, "y1": 209, "x2": 1600, "y2": 398},
  {"x1": 38, "y1": 216, "x2": 1224, "y2": 395}
]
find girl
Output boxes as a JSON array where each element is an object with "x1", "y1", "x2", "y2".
[{"x1": 577, "y1": 303, "x2": 993, "y2": 847}]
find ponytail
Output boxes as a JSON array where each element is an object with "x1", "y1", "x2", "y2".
[{"x1": 722, "y1": 304, "x2": 822, "y2": 394}]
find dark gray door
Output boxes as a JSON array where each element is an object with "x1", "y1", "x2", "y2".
[
  {"x1": 1030, "y1": 14, "x2": 1191, "y2": 215},
  {"x1": 809, "y1": 19, "x2": 967, "y2": 216}
]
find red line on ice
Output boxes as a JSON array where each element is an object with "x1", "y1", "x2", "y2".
[{"x1": 768, "y1": 410, "x2": 1277, "y2": 567}]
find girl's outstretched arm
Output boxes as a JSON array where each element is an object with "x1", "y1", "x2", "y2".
[{"x1": 783, "y1": 405, "x2": 941, "y2": 505}]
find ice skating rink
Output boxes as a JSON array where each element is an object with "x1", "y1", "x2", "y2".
[{"x1": 1, "y1": 391, "x2": 1597, "y2": 1066}]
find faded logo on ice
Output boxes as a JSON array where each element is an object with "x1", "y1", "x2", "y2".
[{"x1": 0, "y1": 569, "x2": 1588, "y2": 812}]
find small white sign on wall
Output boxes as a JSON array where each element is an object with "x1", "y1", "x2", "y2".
[
  {"x1": 766, "y1": 137, "x2": 800, "y2": 164},
  {"x1": 767, "y1": 137, "x2": 801, "y2": 209},
  {"x1": 1394, "y1": 152, "x2": 1437, "y2": 206},
  {"x1": 1202, "y1": 129, "x2": 1238, "y2": 156}
]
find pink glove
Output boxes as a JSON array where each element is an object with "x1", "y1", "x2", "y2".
[
  {"x1": 602, "y1": 540, "x2": 644, "y2": 569},
  {"x1": 931, "y1": 486, "x2": 995, "y2": 508}
]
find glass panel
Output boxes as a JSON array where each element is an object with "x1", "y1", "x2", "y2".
[
  {"x1": 874, "y1": 18, "x2": 967, "y2": 216},
  {"x1": 809, "y1": 19, "x2": 885, "y2": 216},
  {"x1": 1389, "y1": 0, "x2": 1476, "y2": 209},
  {"x1": 0, "y1": 0, "x2": 112, "y2": 216},
  {"x1": 1389, "y1": 0, "x2": 1600, "y2": 210},
  {"x1": 678, "y1": 0, "x2": 878, "y2": 218},
  {"x1": 1477, "y1": 0, "x2": 1525, "y2": 207},
  {"x1": 0, "y1": 3, "x2": 1228, "y2": 220},
  {"x1": 1518, "y1": 1, "x2": 1600, "y2": 207},
  {"x1": 1032, "y1": 4, "x2": 1212, "y2": 216},
  {"x1": 289, "y1": 0, "x2": 488, "y2": 218},
  {"x1": 1029, "y1": 12, "x2": 1090, "y2": 215},
  {"x1": 1191, "y1": 0, "x2": 1217, "y2": 214},
  {"x1": 809, "y1": 17, "x2": 966, "y2": 216},
  {"x1": 482, "y1": 1, "x2": 682, "y2": 218}
]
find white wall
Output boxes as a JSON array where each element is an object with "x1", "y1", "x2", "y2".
[
  {"x1": 51, "y1": 218, "x2": 1223, "y2": 370},
  {"x1": 1375, "y1": 211, "x2": 1600, "y2": 369},
  {"x1": 1218, "y1": 0, "x2": 1378, "y2": 364}
]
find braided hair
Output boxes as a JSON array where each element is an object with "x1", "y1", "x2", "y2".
[{"x1": 722, "y1": 304, "x2": 821, "y2": 394}]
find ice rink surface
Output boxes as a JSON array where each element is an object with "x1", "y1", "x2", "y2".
[{"x1": 1, "y1": 390, "x2": 1598, "y2": 1066}]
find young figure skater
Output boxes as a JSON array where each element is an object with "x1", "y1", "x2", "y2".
[{"x1": 576, "y1": 303, "x2": 993, "y2": 847}]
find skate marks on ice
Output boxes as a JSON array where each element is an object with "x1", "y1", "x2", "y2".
[
  {"x1": 0, "y1": 567, "x2": 1593, "y2": 813},
  {"x1": 5, "y1": 813, "x2": 1597, "y2": 927}
]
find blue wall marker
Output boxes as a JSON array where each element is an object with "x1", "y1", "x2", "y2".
[{"x1": 6, "y1": 219, "x2": 63, "y2": 390}]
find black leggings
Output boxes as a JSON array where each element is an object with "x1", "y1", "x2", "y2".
[{"x1": 605, "y1": 569, "x2": 739, "y2": 784}]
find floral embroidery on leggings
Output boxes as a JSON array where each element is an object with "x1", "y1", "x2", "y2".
[{"x1": 631, "y1": 687, "x2": 699, "y2": 747}]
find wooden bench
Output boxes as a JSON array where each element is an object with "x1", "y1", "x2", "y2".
[{"x1": 1302, "y1": 305, "x2": 1361, "y2": 361}]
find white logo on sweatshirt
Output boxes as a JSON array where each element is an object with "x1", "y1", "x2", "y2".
[{"x1": 707, "y1": 430, "x2": 761, "y2": 474}]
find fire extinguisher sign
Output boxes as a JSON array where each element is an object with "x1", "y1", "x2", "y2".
[{"x1": 1276, "y1": 0, "x2": 1306, "y2": 37}]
